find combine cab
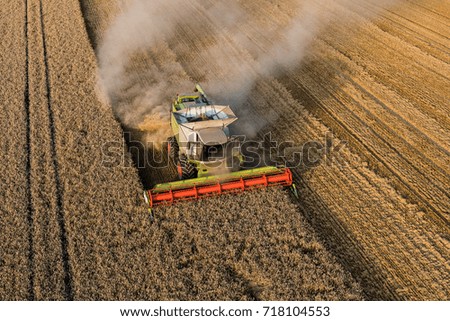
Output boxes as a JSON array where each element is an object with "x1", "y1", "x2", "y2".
[{"x1": 144, "y1": 85, "x2": 294, "y2": 211}]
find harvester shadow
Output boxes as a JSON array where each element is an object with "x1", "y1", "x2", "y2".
[
  {"x1": 289, "y1": 176, "x2": 396, "y2": 300},
  {"x1": 274, "y1": 58, "x2": 397, "y2": 299},
  {"x1": 78, "y1": 0, "x2": 98, "y2": 49},
  {"x1": 122, "y1": 126, "x2": 178, "y2": 190}
]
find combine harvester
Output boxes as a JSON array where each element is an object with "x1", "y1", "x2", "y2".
[{"x1": 144, "y1": 85, "x2": 295, "y2": 211}]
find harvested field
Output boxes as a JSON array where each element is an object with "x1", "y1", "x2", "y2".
[{"x1": 0, "y1": 0, "x2": 447, "y2": 301}]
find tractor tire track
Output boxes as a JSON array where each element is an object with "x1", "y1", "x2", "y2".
[
  {"x1": 318, "y1": 2, "x2": 450, "y2": 121},
  {"x1": 37, "y1": 0, "x2": 73, "y2": 300},
  {"x1": 24, "y1": 0, "x2": 35, "y2": 301},
  {"x1": 269, "y1": 0, "x2": 450, "y2": 228},
  {"x1": 19, "y1": 0, "x2": 74, "y2": 300},
  {"x1": 40, "y1": 0, "x2": 153, "y2": 299},
  {"x1": 371, "y1": 1, "x2": 450, "y2": 38}
]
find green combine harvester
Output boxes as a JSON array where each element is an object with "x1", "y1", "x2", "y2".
[{"x1": 144, "y1": 85, "x2": 294, "y2": 209}]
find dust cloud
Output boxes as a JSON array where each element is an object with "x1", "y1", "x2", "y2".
[{"x1": 98, "y1": 0, "x2": 399, "y2": 139}]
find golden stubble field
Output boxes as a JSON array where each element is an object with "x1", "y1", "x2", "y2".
[{"x1": 0, "y1": 0, "x2": 448, "y2": 300}]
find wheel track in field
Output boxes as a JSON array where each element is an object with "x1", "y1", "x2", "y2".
[
  {"x1": 23, "y1": 0, "x2": 35, "y2": 301},
  {"x1": 372, "y1": 21, "x2": 449, "y2": 65},
  {"x1": 280, "y1": 38, "x2": 449, "y2": 226},
  {"x1": 363, "y1": 6, "x2": 449, "y2": 58},
  {"x1": 22, "y1": 0, "x2": 74, "y2": 300},
  {"x1": 280, "y1": 1, "x2": 450, "y2": 227},
  {"x1": 310, "y1": 60, "x2": 449, "y2": 208},
  {"x1": 38, "y1": 0, "x2": 73, "y2": 300}
]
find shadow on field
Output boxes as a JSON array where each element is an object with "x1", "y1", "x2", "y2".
[
  {"x1": 291, "y1": 178, "x2": 395, "y2": 300},
  {"x1": 122, "y1": 126, "x2": 178, "y2": 190},
  {"x1": 276, "y1": 61, "x2": 396, "y2": 299},
  {"x1": 78, "y1": 1, "x2": 98, "y2": 49}
]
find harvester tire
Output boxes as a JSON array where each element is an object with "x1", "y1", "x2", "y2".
[
  {"x1": 178, "y1": 155, "x2": 197, "y2": 180},
  {"x1": 167, "y1": 136, "x2": 179, "y2": 163}
]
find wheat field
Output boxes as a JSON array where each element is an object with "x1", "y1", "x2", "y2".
[{"x1": 0, "y1": 0, "x2": 448, "y2": 300}]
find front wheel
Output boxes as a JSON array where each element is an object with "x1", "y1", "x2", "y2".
[
  {"x1": 167, "y1": 136, "x2": 179, "y2": 164},
  {"x1": 177, "y1": 155, "x2": 197, "y2": 180}
]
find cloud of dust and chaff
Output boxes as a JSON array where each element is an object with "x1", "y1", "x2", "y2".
[
  {"x1": 97, "y1": 0, "x2": 400, "y2": 140},
  {"x1": 190, "y1": 0, "x2": 400, "y2": 136},
  {"x1": 97, "y1": 0, "x2": 194, "y2": 144}
]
